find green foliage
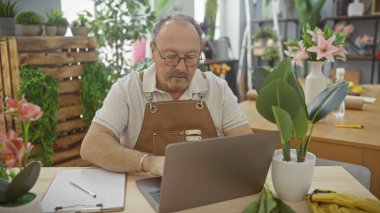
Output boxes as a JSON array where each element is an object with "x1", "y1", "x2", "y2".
[
  {"x1": 294, "y1": 0, "x2": 326, "y2": 28},
  {"x1": 254, "y1": 58, "x2": 348, "y2": 162},
  {"x1": 72, "y1": 12, "x2": 90, "y2": 27},
  {"x1": 262, "y1": 46, "x2": 279, "y2": 62},
  {"x1": 19, "y1": 66, "x2": 58, "y2": 165},
  {"x1": 15, "y1": 11, "x2": 44, "y2": 25},
  {"x1": 252, "y1": 27, "x2": 278, "y2": 42},
  {"x1": 243, "y1": 185, "x2": 296, "y2": 213},
  {"x1": 45, "y1": 9, "x2": 69, "y2": 26},
  {"x1": 80, "y1": 63, "x2": 111, "y2": 122},
  {"x1": 0, "y1": 0, "x2": 18, "y2": 17},
  {"x1": 86, "y1": 0, "x2": 156, "y2": 77},
  {"x1": 0, "y1": 161, "x2": 41, "y2": 206},
  {"x1": 203, "y1": 0, "x2": 218, "y2": 41},
  {"x1": 154, "y1": 0, "x2": 179, "y2": 17}
]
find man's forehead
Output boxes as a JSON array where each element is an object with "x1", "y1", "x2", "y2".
[{"x1": 156, "y1": 20, "x2": 200, "y2": 42}]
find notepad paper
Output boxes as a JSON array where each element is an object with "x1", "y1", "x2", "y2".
[{"x1": 41, "y1": 168, "x2": 125, "y2": 212}]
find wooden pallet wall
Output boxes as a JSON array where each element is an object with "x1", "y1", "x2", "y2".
[{"x1": 3, "y1": 36, "x2": 98, "y2": 166}]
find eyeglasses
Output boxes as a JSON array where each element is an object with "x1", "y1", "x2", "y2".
[{"x1": 153, "y1": 43, "x2": 201, "y2": 67}]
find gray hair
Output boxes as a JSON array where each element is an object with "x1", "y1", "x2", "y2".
[{"x1": 152, "y1": 12, "x2": 202, "y2": 43}]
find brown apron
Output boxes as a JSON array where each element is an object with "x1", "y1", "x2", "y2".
[{"x1": 134, "y1": 72, "x2": 218, "y2": 156}]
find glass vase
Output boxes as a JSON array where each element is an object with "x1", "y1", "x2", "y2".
[{"x1": 304, "y1": 61, "x2": 327, "y2": 105}]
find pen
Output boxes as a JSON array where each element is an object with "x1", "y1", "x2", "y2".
[
  {"x1": 335, "y1": 124, "x2": 364, "y2": 129},
  {"x1": 70, "y1": 181, "x2": 97, "y2": 198}
]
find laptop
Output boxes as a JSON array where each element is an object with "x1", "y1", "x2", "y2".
[{"x1": 136, "y1": 131, "x2": 279, "y2": 213}]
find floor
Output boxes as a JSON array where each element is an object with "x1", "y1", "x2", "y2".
[{"x1": 316, "y1": 158, "x2": 371, "y2": 189}]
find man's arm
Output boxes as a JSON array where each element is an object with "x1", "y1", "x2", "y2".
[
  {"x1": 80, "y1": 122, "x2": 164, "y2": 176},
  {"x1": 224, "y1": 123, "x2": 253, "y2": 136}
]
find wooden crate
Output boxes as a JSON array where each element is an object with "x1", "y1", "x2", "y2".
[{"x1": 2, "y1": 36, "x2": 98, "y2": 166}]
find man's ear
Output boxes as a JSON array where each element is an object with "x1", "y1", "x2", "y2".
[{"x1": 150, "y1": 41, "x2": 155, "y2": 57}]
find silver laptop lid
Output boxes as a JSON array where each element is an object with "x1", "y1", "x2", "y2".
[{"x1": 159, "y1": 131, "x2": 279, "y2": 212}]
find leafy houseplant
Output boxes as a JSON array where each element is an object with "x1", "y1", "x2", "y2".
[
  {"x1": 19, "y1": 66, "x2": 58, "y2": 165},
  {"x1": 15, "y1": 11, "x2": 44, "y2": 36},
  {"x1": 294, "y1": 0, "x2": 326, "y2": 29},
  {"x1": 253, "y1": 57, "x2": 348, "y2": 162},
  {"x1": 45, "y1": 9, "x2": 69, "y2": 36},
  {"x1": 71, "y1": 12, "x2": 90, "y2": 36},
  {"x1": 80, "y1": 63, "x2": 111, "y2": 122},
  {"x1": 0, "y1": 0, "x2": 18, "y2": 36},
  {"x1": 87, "y1": 0, "x2": 156, "y2": 77}
]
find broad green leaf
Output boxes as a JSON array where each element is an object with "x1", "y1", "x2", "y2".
[
  {"x1": 5, "y1": 161, "x2": 41, "y2": 203},
  {"x1": 272, "y1": 106, "x2": 294, "y2": 144},
  {"x1": 293, "y1": 107, "x2": 308, "y2": 139},
  {"x1": 256, "y1": 79, "x2": 304, "y2": 124},
  {"x1": 307, "y1": 81, "x2": 349, "y2": 123},
  {"x1": 243, "y1": 200, "x2": 259, "y2": 213},
  {"x1": 252, "y1": 67, "x2": 271, "y2": 94}
]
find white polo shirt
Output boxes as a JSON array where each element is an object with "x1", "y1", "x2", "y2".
[{"x1": 93, "y1": 64, "x2": 248, "y2": 148}]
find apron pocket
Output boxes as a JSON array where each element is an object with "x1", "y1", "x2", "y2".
[{"x1": 153, "y1": 130, "x2": 185, "y2": 155}]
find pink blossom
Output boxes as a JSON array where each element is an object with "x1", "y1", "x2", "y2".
[
  {"x1": 291, "y1": 41, "x2": 309, "y2": 67},
  {"x1": 5, "y1": 97, "x2": 27, "y2": 113},
  {"x1": 18, "y1": 103, "x2": 43, "y2": 121},
  {"x1": 334, "y1": 45, "x2": 348, "y2": 61},
  {"x1": 0, "y1": 130, "x2": 25, "y2": 168},
  {"x1": 307, "y1": 28, "x2": 324, "y2": 42},
  {"x1": 307, "y1": 35, "x2": 340, "y2": 63}
]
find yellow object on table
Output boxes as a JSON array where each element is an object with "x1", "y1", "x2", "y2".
[{"x1": 307, "y1": 189, "x2": 380, "y2": 213}]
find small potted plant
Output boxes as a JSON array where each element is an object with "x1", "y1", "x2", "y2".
[
  {"x1": 253, "y1": 57, "x2": 348, "y2": 201},
  {"x1": 15, "y1": 10, "x2": 44, "y2": 36},
  {"x1": 45, "y1": 9, "x2": 68, "y2": 36},
  {"x1": 252, "y1": 27, "x2": 278, "y2": 56},
  {"x1": 0, "y1": 0, "x2": 18, "y2": 36},
  {"x1": 71, "y1": 12, "x2": 89, "y2": 36},
  {"x1": 0, "y1": 97, "x2": 44, "y2": 212}
]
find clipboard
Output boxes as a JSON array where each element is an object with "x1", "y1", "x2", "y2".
[{"x1": 41, "y1": 168, "x2": 126, "y2": 212}]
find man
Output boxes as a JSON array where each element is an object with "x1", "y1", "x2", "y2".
[{"x1": 80, "y1": 12, "x2": 252, "y2": 176}]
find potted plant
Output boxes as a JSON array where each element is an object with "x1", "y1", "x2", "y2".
[
  {"x1": 0, "y1": 97, "x2": 44, "y2": 212},
  {"x1": 252, "y1": 27, "x2": 278, "y2": 56},
  {"x1": 253, "y1": 57, "x2": 348, "y2": 201},
  {"x1": 45, "y1": 9, "x2": 68, "y2": 36},
  {"x1": 0, "y1": 0, "x2": 18, "y2": 36},
  {"x1": 15, "y1": 11, "x2": 44, "y2": 36},
  {"x1": 44, "y1": 15, "x2": 57, "y2": 36},
  {"x1": 71, "y1": 12, "x2": 89, "y2": 36}
]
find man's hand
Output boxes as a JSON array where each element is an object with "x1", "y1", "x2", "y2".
[{"x1": 143, "y1": 155, "x2": 165, "y2": 176}]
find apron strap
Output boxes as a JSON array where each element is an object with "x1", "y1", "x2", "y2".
[{"x1": 140, "y1": 71, "x2": 208, "y2": 112}]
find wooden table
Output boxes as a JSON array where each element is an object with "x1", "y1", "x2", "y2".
[
  {"x1": 239, "y1": 85, "x2": 380, "y2": 199},
  {"x1": 31, "y1": 166, "x2": 375, "y2": 213}
]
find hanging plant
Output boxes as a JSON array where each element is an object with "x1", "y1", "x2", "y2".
[
  {"x1": 80, "y1": 63, "x2": 111, "y2": 122},
  {"x1": 19, "y1": 66, "x2": 58, "y2": 165}
]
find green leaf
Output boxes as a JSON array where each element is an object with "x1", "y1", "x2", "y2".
[
  {"x1": 272, "y1": 106, "x2": 294, "y2": 144},
  {"x1": 5, "y1": 161, "x2": 41, "y2": 203},
  {"x1": 293, "y1": 107, "x2": 308, "y2": 139},
  {"x1": 252, "y1": 67, "x2": 271, "y2": 94},
  {"x1": 243, "y1": 200, "x2": 260, "y2": 213},
  {"x1": 307, "y1": 81, "x2": 349, "y2": 123},
  {"x1": 0, "y1": 178, "x2": 10, "y2": 203}
]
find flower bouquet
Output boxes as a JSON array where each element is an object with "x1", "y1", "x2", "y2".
[
  {"x1": 0, "y1": 97, "x2": 43, "y2": 209},
  {"x1": 284, "y1": 24, "x2": 347, "y2": 67}
]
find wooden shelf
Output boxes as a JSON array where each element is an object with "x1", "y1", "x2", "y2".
[
  {"x1": 324, "y1": 15, "x2": 380, "y2": 22},
  {"x1": 347, "y1": 55, "x2": 373, "y2": 60},
  {"x1": 250, "y1": 18, "x2": 298, "y2": 24}
]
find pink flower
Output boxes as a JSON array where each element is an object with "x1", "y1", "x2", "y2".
[
  {"x1": 334, "y1": 45, "x2": 348, "y2": 61},
  {"x1": 5, "y1": 97, "x2": 27, "y2": 113},
  {"x1": 307, "y1": 35, "x2": 340, "y2": 63},
  {"x1": 307, "y1": 28, "x2": 324, "y2": 42},
  {"x1": 18, "y1": 103, "x2": 43, "y2": 121},
  {"x1": 0, "y1": 130, "x2": 25, "y2": 168}
]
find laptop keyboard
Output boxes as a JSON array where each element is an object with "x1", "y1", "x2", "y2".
[{"x1": 149, "y1": 190, "x2": 161, "y2": 203}]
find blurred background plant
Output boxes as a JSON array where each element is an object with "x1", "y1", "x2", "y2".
[
  {"x1": 0, "y1": 0, "x2": 18, "y2": 17},
  {"x1": 202, "y1": 0, "x2": 217, "y2": 41},
  {"x1": 294, "y1": 0, "x2": 326, "y2": 29}
]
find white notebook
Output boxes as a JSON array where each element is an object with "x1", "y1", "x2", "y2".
[{"x1": 41, "y1": 168, "x2": 125, "y2": 212}]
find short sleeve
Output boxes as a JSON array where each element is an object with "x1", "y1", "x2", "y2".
[
  {"x1": 221, "y1": 81, "x2": 248, "y2": 132},
  {"x1": 93, "y1": 80, "x2": 129, "y2": 138}
]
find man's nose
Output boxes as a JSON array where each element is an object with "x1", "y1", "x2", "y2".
[{"x1": 175, "y1": 57, "x2": 187, "y2": 70}]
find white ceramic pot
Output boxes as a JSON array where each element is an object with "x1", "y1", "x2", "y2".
[
  {"x1": 271, "y1": 149, "x2": 316, "y2": 202},
  {"x1": 0, "y1": 193, "x2": 42, "y2": 213}
]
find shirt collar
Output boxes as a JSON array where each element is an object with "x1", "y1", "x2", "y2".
[{"x1": 142, "y1": 63, "x2": 208, "y2": 99}]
